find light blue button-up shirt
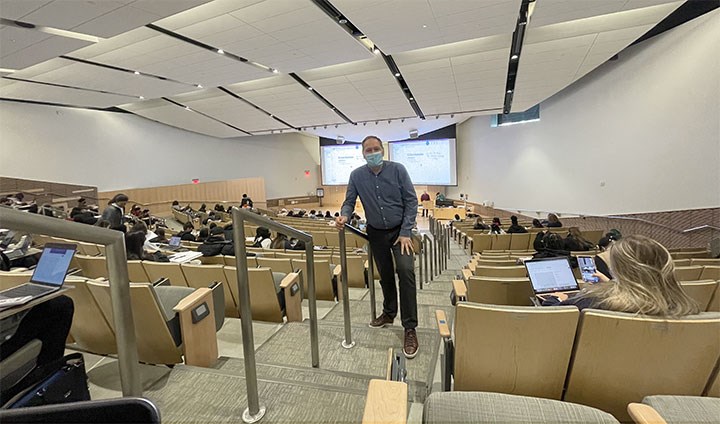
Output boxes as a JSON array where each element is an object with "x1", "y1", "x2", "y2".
[{"x1": 341, "y1": 161, "x2": 418, "y2": 237}]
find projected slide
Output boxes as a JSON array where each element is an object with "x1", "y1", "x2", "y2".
[
  {"x1": 321, "y1": 144, "x2": 367, "y2": 185},
  {"x1": 389, "y1": 139, "x2": 457, "y2": 185}
]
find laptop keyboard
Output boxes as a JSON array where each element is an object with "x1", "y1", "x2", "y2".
[{"x1": 0, "y1": 284, "x2": 54, "y2": 298}]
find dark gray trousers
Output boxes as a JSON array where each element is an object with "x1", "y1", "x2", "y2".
[{"x1": 367, "y1": 225, "x2": 417, "y2": 329}]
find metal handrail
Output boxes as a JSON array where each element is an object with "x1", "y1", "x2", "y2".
[
  {"x1": 0, "y1": 208, "x2": 140, "y2": 396},
  {"x1": 338, "y1": 230, "x2": 354, "y2": 349},
  {"x1": 683, "y1": 225, "x2": 720, "y2": 233},
  {"x1": 230, "y1": 208, "x2": 320, "y2": 423},
  {"x1": 494, "y1": 207, "x2": 717, "y2": 234},
  {"x1": 343, "y1": 225, "x2": 376, "y2": 321}
]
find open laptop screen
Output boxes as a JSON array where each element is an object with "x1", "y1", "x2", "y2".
[
  {"x1": 169, "y1": 236, "x2": 181, "y2": 247},
  {"x1": 30, "y1": 243, "x2": 76, "y2": 286},
  {"x1": 524, "y1": 257, "x2": 578, "y2": 294}
]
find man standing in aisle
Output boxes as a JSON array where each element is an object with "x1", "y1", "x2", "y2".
[
  {"x1": 420, "y1": 190, "x2": 431, "y2": 217},
  {"x1": 336, "y1": 136, "x2": 419, "y2": 358}
]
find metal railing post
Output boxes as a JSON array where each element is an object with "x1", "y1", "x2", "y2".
[
  {"x1": 435, "y1": 232, "x2": 442, "y2": 273},
  {"x1": 338, "y1": 229, "x2": 354, "y2": 349},
  {"x1": 231, "y1": 211, "x2": 266, "y2": 423},
  {"x1": 367, "y1": 242, "x2": 377, "y2": 320},
  {"x1": 0, "y1": 208, "x2": 141, "y2": 397},
  {"x1": 446, "y1": 226, "x2": 451, "y2": 259},
  {"x1": 423, "y1": 234, "x2": 431, "y2": 285},
  {"x1": 418, "y1": 236, "x2": 423, "y2": 290},
  {"x1": 429, "y1": 235, "x2": 435, "y2": 280},
  {"x1": 304, "y1": 241, "x2": 320, "y2": 368}
]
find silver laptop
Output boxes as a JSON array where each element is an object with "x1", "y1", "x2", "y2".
[
  {"x1": 524, "y1": 257, "x2": 579, "y2": 301},
  {"x1": 0, "y1": 243, "x2": 76, "y2": 302},
  {"x1": 161, "y1": 236, "x2": 182, "y2": 251}
]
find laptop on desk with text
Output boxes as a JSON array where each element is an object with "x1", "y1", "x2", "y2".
[
  {"x1": 0, "y1": 243, "x2": 76, "y2": 303},
  {"x1": 524, "y1": 257, "x2": 580, "y2": 301}
]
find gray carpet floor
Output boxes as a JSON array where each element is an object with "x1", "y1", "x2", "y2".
[{"x1": 144, "y1": 367, "x2": 367, "y2": 423}]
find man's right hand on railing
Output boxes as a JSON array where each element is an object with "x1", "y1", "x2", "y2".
[{"x1": 335, "y1": 215, "x2": 347, "y2": 230}]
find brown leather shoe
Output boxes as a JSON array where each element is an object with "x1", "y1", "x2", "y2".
[
  {"x1": 369, "y1": 313, "x2": 394, "y2": 328},
  {"x1": 403, "y1": 329, "x2": 419, "y2": 359}
]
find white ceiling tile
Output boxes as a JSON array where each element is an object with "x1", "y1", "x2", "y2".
[
  {"x1": 0, "y1": 78, "x2": 137, "y2": 107},
  {"x1": 529, "y1": 0, "x2": 681, "y2": 28},
  {"x1": 332, "y1": 0, "x2": 520, "y2": 54},
  {"x1": 173, "y1": 89, "x2": 286, "y2": 133},
  {"x1": 122, "y1": 98, "x2": 247, "y2": 138},
  {"x1": 0, "y1": 0, "x2": 53, "y2": 20},
  {"x1": 0, "y1": 32, "x2": 91, "y2": 69}
]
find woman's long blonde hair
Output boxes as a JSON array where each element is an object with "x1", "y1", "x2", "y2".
[{"x1": 583, "y1": 235, "x2": 700, "y2": 317}]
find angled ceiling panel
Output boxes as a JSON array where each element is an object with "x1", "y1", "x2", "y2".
[
  {"x1": 0, "y1": 25, "x2": 92, "y2": 70},
  {"x1": 394, "y1": 34, "x2": 512, "y2": 116},
  {"x1": 0, "y1": 78, "x2": 137, "y2": 107},
  {"x1": 170, "y1": 88, "x2": 289, "y2": 133},
  {"x1": 122, "y1": 98, "x2": 247, "y2": 138},
  {"x1": 299, "y1": 57, "x2": 415, "y2": 122},
  {"x1": 528, "y1": 0, "x2": 681, "y2": 28},
  {"x1": 331, "y1": 0, "x2": 521, "y2": 54},
  {"x1": 11, "y1": 57, "x2": 193, "y2": 99},
  {"x1": 226, "y1": 75, "x2": 345, "y2": 127},
  {"x1": 155, "y1": 0, "x2": 373, "y2": 74},
  {"x1": 511, "y1": 1, "x2": 684, "y2": 112},
  {"x1": 1, "y1": 0, "x2": 210, "y2": 38},
  {"x1": 69, "y1": 27, "x2": 271, "y2": 88}
]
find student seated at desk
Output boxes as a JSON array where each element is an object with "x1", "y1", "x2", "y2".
[
  {"x1": 252, "y1": 227, "x2": 272, "y2": 249},
  {"x1": 543, "y1": 235, "x2": 700, "y2": 316},
  {"x1": 544, "y1": 213, "x2": 563, "y2": 228},
  {"x1": 506, "y1": 215, "x2": 528, "y2": 234},
  {"x1": 126, "y1": 230, "x2": 167, "y2": 262},
  {"x1": 473, "y1": 217, "x2": 489, "y2": 230},
  {"x1": 489, "y1": 217, "x2": 505, "y2": 234},
  {"x1": 176, "y1": 222, "x2": 196, "y2": 242},
  {"x1": 564, "y1": 227, "x2": 594, "y2": 251}
]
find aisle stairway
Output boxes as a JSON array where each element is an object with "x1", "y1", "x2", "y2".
[{"x1": 80, "y1": 230, "x2": 471, "y2": 423}]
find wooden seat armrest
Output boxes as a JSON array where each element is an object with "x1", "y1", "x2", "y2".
[
  {"x1": 281, "y1": 273, "x2": 302, "y2": 322},
  {"x1": 461, "y1": 269, "x2": 472, "y2": 281},
  {"x1": 333, "y1": 264, "x2": 342, "y2": 277},
  {"x1": 173, "y1": 287, "x2": 218, "y2": 367},
  {"x1": 452, "y1": 279, "x2": 467, "y2": 300},
  {"x1": 627, "y1": 403, "x2": 668, "y2": 424},
  {"x1": 435, "y1": 310, "x2": 451, "y2": 338},
  {"x1": 362, "y1": 379, "x2": 408, "y2": 424},
  {"x1": 279, "y1": 272, "x2": 300, "y2": 289}
]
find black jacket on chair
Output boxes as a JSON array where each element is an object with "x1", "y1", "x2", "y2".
[{"x1": 198, "y1": 236, "x2": 234, "y2": 256}]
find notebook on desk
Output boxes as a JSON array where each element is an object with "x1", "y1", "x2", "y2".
[
  {"x1": 0, "y1": 243, "x2": 76, "y2": 305},
  {"x1": 524, "y1": 257, "x2": 580, "y2": 301}
]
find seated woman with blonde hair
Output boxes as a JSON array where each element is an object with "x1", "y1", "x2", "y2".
[{"x1": 545, "y1": 235, "x2": 700, "y2": 317}]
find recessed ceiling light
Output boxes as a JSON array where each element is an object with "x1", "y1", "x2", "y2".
[
  {"x1": 394, "y1": 72, "x2": 400, "y2": 77},
  {"x1": 511, "y1": 54, "x2": 518, "y2": 60},
  {"x1": 507, "y1": 89, "x2": 512, "y2": 93},
  {"x1": 217, "y1": 49, "x2": 224, "y2": 54},
  {"x1": 197, "y1": 84, "x2": 203, "y2": 88},
  {"x1": 422, "y1": 24, "x2": 428, "y2": 28},
  {"x1": 338, "y1": 18, "x2": 348, "y2": 24},
  {"x1": 373, "y1": 48, "x2": 380, "y2": 55},
  {"x1": 269, "y1": 114, "x2": 274, "y2": 118},
  {"x1": 139, "y1": 96, "x2": 145, "y2": 100},
  {"x1": 308, "y1": 87, "x2": 314, "y2": 91},
  {"x1": 409, "y1": 97, "x2": 414, "y2": 101},
  {"x1": 185, "y1": 106, "x2": 191, "y2": 111},
  {"x1": 271, "y1": 68, "x2": 279, "y2": 73},
  {"x1": 133, "y1": 71, "x2": 140, "y2": 75}
]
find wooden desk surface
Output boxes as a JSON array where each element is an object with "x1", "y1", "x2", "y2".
[{"x1": 0, "y1": 287, "x2": 71, "y2": 320}]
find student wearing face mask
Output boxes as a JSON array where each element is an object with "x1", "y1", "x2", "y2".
[{"x1": 336, "y1": 135, "x2": 420, "y2": 359}]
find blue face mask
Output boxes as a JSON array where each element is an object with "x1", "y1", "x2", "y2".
[{"x1": 365, "y1": 152, "x2": 383, "y2": 167}]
